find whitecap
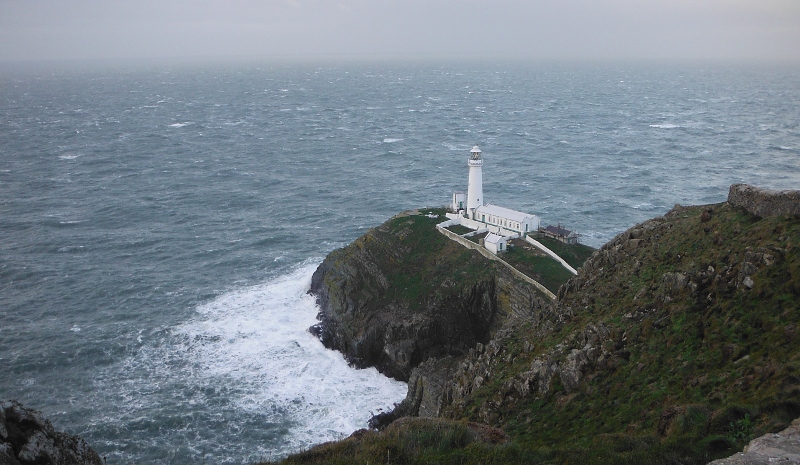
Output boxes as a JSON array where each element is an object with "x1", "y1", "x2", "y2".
[
  {"x1": 169, "y1": 122, "x2": 192, "y2": 128},
  {"x1": 649, "y1": 123, "x2": 680, "y2": 129},
  {"x1": 57, "y1": 245, "x2": 84, "y2": 252},
  {"x1": 442, "y1": 143, "x2": 467, "y2": 151},
  {"x1": 382, "y1": 138, "x2": 402, "y2": 143}
]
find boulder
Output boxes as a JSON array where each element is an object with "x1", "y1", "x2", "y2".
[
  {"x1": 707, "y1": 417, "x2": 800, "y2": 465},
  {"x1": 0, "y1": 400, "x2": 102, "y2": 465}
]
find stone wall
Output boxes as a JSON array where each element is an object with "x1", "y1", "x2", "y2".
[{"x1": 727, "y1": 184, "x2": 800, "y2": 217}]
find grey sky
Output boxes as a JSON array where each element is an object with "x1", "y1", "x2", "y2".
[{"x1": 1, "y1": 0, "x2": 799, "y2": 63}]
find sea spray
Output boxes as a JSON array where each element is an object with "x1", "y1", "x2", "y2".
[{"x1": 91, "y1": 262, "x2": 406, "y2": 463}]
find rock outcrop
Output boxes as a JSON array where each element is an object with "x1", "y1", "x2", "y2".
[
  {"x1": 0, "y1": 400, "x2": 103, "y2": 465},
  {"x1": 309, "y1": 211, "x2": 550, "y2": 382},
  {"x1": 708, "y1": 418, "x2": 800, "y2": 465},
  {"x1": 728, "y1": 183, "x2": 800, "y2": 218}
]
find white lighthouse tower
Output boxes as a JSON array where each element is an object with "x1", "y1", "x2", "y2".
[{"x1": 466, "y1": 145, "x2": 484, "y2": 218}]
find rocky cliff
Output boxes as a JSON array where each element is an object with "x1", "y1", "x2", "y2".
[
  {"x1": 288, "y1": 185, "x2": 800, "y2": 465},
  {"x1": 309, "y1": 209, "x2": 551, "y2": 382},
  {"x1": 0, "y1": 400, "x2": 103, "y2": 465}
]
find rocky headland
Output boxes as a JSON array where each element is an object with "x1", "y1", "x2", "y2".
[
  {"x1": 0, "y1": 400, "x2": 102, "y2": 465},
  {"x1": 288, "y1": 184, "x2": 800, "y2": 465}
]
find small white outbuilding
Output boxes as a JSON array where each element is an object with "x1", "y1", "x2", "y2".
[
  {"x1": 483, "y1": 233, "x2": 507, "y2": 254},
  {"x1": 451, "y1": 192, "x2": 466, "y2": 212}
]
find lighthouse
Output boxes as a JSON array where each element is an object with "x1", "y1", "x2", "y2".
[
  {"x1": 466, "y1": 145, "x2": 484, "y2": 218},
  {"x1": 449, "y1": 144, "x2": 540, "y2": 245}
]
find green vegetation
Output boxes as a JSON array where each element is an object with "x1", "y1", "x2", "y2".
[
  {"x1": 369, "y1": 208, "x2": 499, "y2": 308},
  {"x1": 278, "y1": 203, "x2": 800, "y2": 465},
  {"x1": 448, "y1": 203, "x2": 800, "y2": 463},
  {"x1": 445, "y1": 224, "x2": 474, "y2": 235},
  {"x1": 533, "y1": 235, "x2": 596, "y2": 269},
  {"x1": 502, "y1": 239, "x2": 577, "y2": 293}
]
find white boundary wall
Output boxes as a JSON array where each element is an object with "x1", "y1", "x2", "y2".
[
  {"x1": 454, "y1": 216, "x2": 522, "y2": 238},
  {"x1": 524, "y1": 237, "x2": 578, "y2": 275},
  {"x1": 441, "y1": 215, "x2": 577, "y2": 277},
  {"x1": 436, "y1": 224, "x2": 557, "y2": 301}
]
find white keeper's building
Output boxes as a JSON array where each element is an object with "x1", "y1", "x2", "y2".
[{"x1": 450, "y1": 146, "x2": 540, "y2": 240}]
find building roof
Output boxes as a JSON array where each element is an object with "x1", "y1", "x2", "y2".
[
  {"x1": 544, "y1": 225, "x2": 575, "y2": 237},
  {"x1": 475, "y1": 204, "x2": 535, "y2": 222},
  {"x1": 484, "y1": 233, "x2": 505, "y2": 244}
]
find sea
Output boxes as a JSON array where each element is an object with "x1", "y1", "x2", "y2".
[{"x1": 1, "y1": 61, "x2": 798, "y2": 464}]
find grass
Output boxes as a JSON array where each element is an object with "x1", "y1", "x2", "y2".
[
  {"x1": 448, "y1": 203, "x2": 800, "y2": 462},
  {"x1": 501, "y1": 244, "x2": 575, "y2": 293},
  {"x1": 446, "y1": 224, "x2": 475, "y2": 235},
  {"x1": 532, "y1": 235, "x2": 596, "y2": 269}
]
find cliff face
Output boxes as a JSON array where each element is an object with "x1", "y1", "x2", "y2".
[
  {"x1": 285, "y1": 185, "x2": 800, "y2": 465},
  {"x1": 309, "y1": 209, "x2": 551, "y2": 382},
  {"x1": 0, "y1": 400, "x2": 103, "y2": 465}
]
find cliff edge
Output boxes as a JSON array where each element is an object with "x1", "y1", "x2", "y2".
[
  {"x1": 287, "y1": 185, "x2": 800, "y2": 465},
  {"x1": 1, "y1": 400, "x2": 103, "y2": 465},
  {"x1": 308, "y1": 209, "x2": 552, "y2": 382}
]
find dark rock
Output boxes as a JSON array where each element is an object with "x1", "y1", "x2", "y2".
[
  {"x1": 308, "y1": 214, "x2": 548, "y2": 381},
  {"x1": 728, "y1": 184, "x2": 800, "y2": 218},
  {"x1": 0, "y1": 400, "x2": 102, "y2": 465}
]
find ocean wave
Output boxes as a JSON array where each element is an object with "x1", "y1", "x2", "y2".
[
  {"x1": 169, "y1": 122, "x2": 192, "y2": 128},
  {"x1": 649, "y1": 123, "x2": 680, "y2": 129},
  {"x1": 104, "y1": 262, "x2": 406, "y2": 461}
]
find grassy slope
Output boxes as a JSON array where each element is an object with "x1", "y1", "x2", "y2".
[
  {"x1": 355, "y1": 208, "x2": 496, "y2": 310},
  {"x1": 450, "y1": 203, "x2": 800, "y2": 463},
  {"x1": 275, "y1": 203, "x2": 799, "y2": 465}
]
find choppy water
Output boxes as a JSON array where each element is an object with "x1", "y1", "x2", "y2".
[{"x1": 1, "y1": 62, "x2": 798, "y2": 463}]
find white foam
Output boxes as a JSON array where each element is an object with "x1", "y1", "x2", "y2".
[
  {"x1": 442, "y1": 143, "x2": 467, "y2": 151},
  {"x1": 382, "y1": 138, "x2": 402, "y2": 143},
  {"x1": 169, "y1": 122, "x2": 192, "y2": 128},
  {"x1": 172, "y1": 262, "x2": 407, "y2": 454},
  {"x1": 649, "y1": 123, "x2": 680, "y2": 129}
]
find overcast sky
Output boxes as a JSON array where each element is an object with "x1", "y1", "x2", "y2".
[{"x1": 1, "y1": 0, "x2": 799, "y2": 64}]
